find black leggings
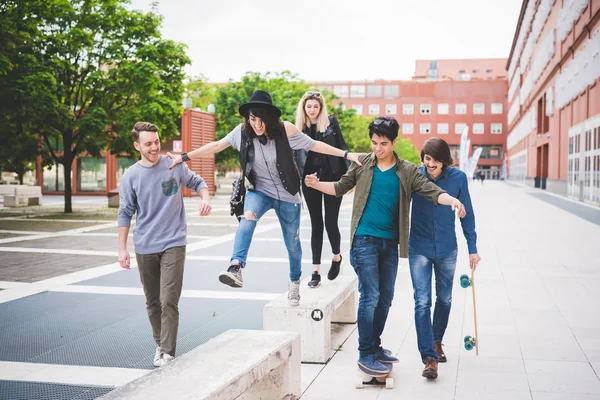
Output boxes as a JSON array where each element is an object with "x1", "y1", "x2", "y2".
[{"x1": 302, "y1": 180, "x2": 343, "y2": 265}]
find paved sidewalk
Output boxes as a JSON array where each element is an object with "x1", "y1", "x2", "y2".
[
  {"x1": 301, "y1": 181, "x2": 600, "y2": 400},
  {"x1": 0, "y1": 182, "x2": 599, "y2": 399}
]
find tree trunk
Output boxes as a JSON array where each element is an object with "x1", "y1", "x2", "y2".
[
  {"x1": 63, "y1": 133, "x2": 73, "y2": 213},
  {"x1": 63, "y1": 160, "x2": 73, "y2": 213}
]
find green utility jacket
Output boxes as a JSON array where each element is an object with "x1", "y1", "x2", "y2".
[{"x1": 333, "y1": 152, "x2": 446, "y2": 258}]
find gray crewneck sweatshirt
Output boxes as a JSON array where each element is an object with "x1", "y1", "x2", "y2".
[{"x1": 118, "y1": 155, "x2": 208, "y2": 254}]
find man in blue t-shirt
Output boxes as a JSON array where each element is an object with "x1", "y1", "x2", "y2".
[{"x1": 305, "y1": 117, "x2": 467, "y2": 378}]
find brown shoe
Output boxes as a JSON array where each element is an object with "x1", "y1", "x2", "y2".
[
  {"x1": 422, "y1": 358, "x2": 438, "y2": 379},
  {"x1": 434, "y1": 342, "x2": 447, "y2": 363}
]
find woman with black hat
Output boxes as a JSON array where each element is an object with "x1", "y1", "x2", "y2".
[
  {"x1": 294, "y1": 91, "x2": 348, "y2": 289},
  {"x1": 168, "y1": 90, "x2": 361, "y2": 306}
]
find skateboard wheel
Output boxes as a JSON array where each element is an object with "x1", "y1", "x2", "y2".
[
  {"x1": 385, "y1": 378, "x2": 394, "y2": 389},
  {"x1": 464, "y1": 341, "x2": 474, "y2": 351},
  {"x1": 464, "y1": 335, "x2": 476, "y2": 351},
  {"x1": 464, "y1": 335, "x2": 471, "y2": 343},
  {"x1": 460, "y1": 274, "x2": 471, "y2": 288},
  {"x1": 355, "y1": 380, "x2": 364, "y2": 389}
]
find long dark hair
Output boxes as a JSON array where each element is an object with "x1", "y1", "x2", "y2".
[
  {"x1": 420, "y1": 137, "x2": 454, "y2": 168},
  {"x1": 242, "y1": 107, "x2": 284, "y2": 140}
]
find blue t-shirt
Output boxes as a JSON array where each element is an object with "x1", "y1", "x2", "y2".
[{"x1": 355, "y1": 166, "x2": 400, "y2": 240}]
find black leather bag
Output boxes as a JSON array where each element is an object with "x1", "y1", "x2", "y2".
[{"x1": 229, "y1": 175, "x2": 246, "y2": 221}]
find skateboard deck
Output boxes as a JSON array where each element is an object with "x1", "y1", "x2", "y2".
[{"x1": 356, "y1": 363, "x2": 394, "y2": 389}]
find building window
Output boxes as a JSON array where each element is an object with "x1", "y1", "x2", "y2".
[
  {"x1": 117, "y1": 157, "x2": 137, "y2": 188},
  {"x1": 403, "y1": 104, "x2": 414, "y2": 115},
  {"x1": 449, "y1": 145, "x2": 460, "y2": 161},
  {"x1": 338, "y1": 103, "x2": 346, "y2": 111},
  {"x1": 437, "y1": 103, "x2": 449, "y2": 114},
  {"x1": 486, "y1": 69, "x2": 493, "y2": 73},
  {"x1": 420, "y1": 123, "x2": 431, "y2": 134},
  {"x1": 77, "y1": 157, "x2": 107, "y2": 192},
  {"x1": 437, "y1": 123, "x2": 449, "y2": 134},
  {"x1": 491, "y1": 103, "x2": 503, "y2": 114},
  {"x1": 368, "y1": 85, "x2": 382, "y2": 98},
  {"x1": 42, "y1": 162, "x2": 65, "y2": 192},
  {"x1": 472, "y1": 69, "x2": 480, "y2": 73},
  {"x1": 334, "y1": 85, "x2": 348, "y2": 97},
  {"x1": 491, "y1": 123, "x2": 503, "y2": 134},
  {"x1": 473, "y1": 103, "x2": 485, "y2": 114},
  {"x1": 317, "y1": 85, "x2": 331, "y2": 92},
  {"x1": 350, "y1": 85, "x2": 365, "y2": 98},
  {"x1": 537, "y1": 94, "x2": 549, "y2": 134},
  {"x1": 384, "y1": 84, "x2": 399, "y2": 98},
  {"x1": 458, "y1": 69, "x2": 466, "y2": 74},
  {"x1": 455, "y1": 103, "x2": 467, "y2": 114},
  {"x1": 385, "y1": 104, "x2": 397, "y2": 115},
  {"x1": 473, "y1": 123, "x2": 484, "y2": 134},
  {"x1": 402, "y1": 123, "x2": 413, "y2": 134},
  {"x1": 352, "y1": 104, "x2": 363, "y2": 115},
  {"x1": 420, "y1": 104, "x2": 431, "y2": 114},
  {"x1": 455, "y1": 123, "x2": 467, "y2": 134},
  {"x1": 473, "y1": 145, "x2": 503, "y2": 159},
  {"x1": 369, "y1": 104, "x2": 380, "y2": 115}
]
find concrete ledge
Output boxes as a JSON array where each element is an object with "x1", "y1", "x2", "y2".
[
  {"x1": 263, "y1": 274, "x2": 358, "y2": 363},
  {"x1": 3, "y1": 186, "x2": 42, "y2": 207},
  {"x1": 99, "y1": 329, "x2": 301, "y2": 400}
]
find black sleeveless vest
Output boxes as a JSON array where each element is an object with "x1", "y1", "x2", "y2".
[{"x1": 240, "y1": 125, "x2": 301, "y2": 196}]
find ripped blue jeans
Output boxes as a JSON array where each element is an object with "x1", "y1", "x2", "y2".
[{"x1": 230, "y1": 190, "x2": 302, "y2": 281}]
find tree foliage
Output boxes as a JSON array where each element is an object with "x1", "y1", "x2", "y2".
[{"x1": 0, "y1": 0, "x2": 190, "y2": 212}]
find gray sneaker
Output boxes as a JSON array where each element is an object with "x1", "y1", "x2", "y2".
[
  {"x1": 219, "y1": 264, "x2": 243, "y2": 288},
  {"x1": 288, "y1": 280, "x2": 300, "y2": 306}
]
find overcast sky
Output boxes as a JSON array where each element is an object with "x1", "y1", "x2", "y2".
[{"x1": 128, "y1": 0, "x2": 523, "y2": 83}]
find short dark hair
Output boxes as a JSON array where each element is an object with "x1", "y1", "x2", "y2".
[
  {"x1": 131, "y1": 122, "x2": 159, "y2": 142},
  {"x1": 368, "y1": 117, "x2": 399, "y2": 141},
  {"x1": 420, "y1": 137, "x2": 454, "y2": 168},
  {"x1": 243, "y1": 107, "x2": 284, "y2": 139}
]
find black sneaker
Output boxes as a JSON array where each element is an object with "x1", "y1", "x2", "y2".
[
  {"x1": 219, "y1": 264, "x2": 243, "y2": 288},
  {"x1": 327, "y1": 255, "x2": 342, "y2": 280},
  {"x1": 307, "y1": 272, "x2": 321, "y2": 288}
]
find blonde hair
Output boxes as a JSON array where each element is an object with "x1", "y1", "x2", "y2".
[{"x1": 294, "y1": 92, "x2": 330, "y2": 133}]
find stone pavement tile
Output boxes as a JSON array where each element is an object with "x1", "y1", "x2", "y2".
[
  {"x1": 456, "y1": 357, "x2": 529, "y2": 393},
  {"x1": 573, "y1": 328, "x2": 600, "y2": 361},
  {"x1": 301, "y1": 363, "x2": 324, "y2": 393},
  {"x1": 0, "y1": 252, "x2": 115, "y2": 282},
  {"x1": 517, "y1": 332, "x2": 587, "y2": 362},
  {"x1": 525, "y1": 360, "x2": 600, "y2": 395},
  {"x1": 454, "y1": 389, "x2": 532, "y2": 400},
  {"x1": 532, "y1": 393, "x2": 600, "y2": 400},
  {"x1": 0, "y1": 235, "x2": 132, "y2": 251},
  {"x1": 0, "y1": 220, "x2": 101, "y2": 232}
]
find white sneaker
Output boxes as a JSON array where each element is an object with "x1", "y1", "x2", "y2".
[
  {"x1": 288, "y1": 280, "x2": 300, "y2": 307},
  {"x1": 156, "y1": 353, "x2": 174, "y2": 367},
  {"x1": 153, "y1": 347, "x2": 162, "y2": 367}
]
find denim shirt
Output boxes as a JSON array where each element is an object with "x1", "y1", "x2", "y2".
[{"x1": 409, "y1": 166, "x2": 477, "y2": 258}]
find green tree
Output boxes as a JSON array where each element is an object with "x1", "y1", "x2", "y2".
[
  {"x1": 0, "y1": 1, "x2": 58, "y2": 183},
  {"x1": 1, "y1": 0, "x2": 190, "y2": 212}
]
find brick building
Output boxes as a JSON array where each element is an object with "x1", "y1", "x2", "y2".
[
  {"x1": 312, "y1": 60, "x2": 508, "y2": 179},
  {"x1": 37, "y1": 108, "x2": 217, "y2": 196},
  {"x1": 505, "y1": 0, "x2": 600, "y2": 204}
]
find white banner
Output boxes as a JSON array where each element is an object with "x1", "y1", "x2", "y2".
[
  {"x1": 459, "y1": 126, "x2": 470, "y2": 172},
  {"x1": 468, "y1": 147, "x2": 484, "y2": 179}
]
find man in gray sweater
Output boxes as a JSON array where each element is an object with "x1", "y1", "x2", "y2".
[{"x1": 118, "y1": 122, "x2": 212, "y2": 367}]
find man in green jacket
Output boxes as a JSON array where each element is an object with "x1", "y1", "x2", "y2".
[{"x1": 305, "y1": 117, "x2": 466, "y2": 377}]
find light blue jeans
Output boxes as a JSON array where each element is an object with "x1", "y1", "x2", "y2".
[
  {"x1": 408, "y1": 248, "x2": 458, "y2": 363},
  {"x1": 230, "y1": 190, "x2": 302, "y2": 281}
]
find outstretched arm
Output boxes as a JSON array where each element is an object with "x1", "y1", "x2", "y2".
[
  {"x1": 283, "y1": 121, "x2": 362, "y2": 166},
  {"x1": 168, "y1": 137, "x2": 231, "y2": 169},
  {"x1": 304, "y1": 173, "x2": 336, "y2": 196}
]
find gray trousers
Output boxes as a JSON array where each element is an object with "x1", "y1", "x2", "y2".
[{"x1": 136, "y1": 246, "x2": 185, "y2": 356}]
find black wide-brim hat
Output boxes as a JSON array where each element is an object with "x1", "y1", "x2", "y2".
[{"x1": 238, "y1": 90, "x2": 282, "y2": 118}]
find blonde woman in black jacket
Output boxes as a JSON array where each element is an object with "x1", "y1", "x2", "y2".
[{"x1": 295, "y1": 91, "x2": 349, "y2": 288}]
